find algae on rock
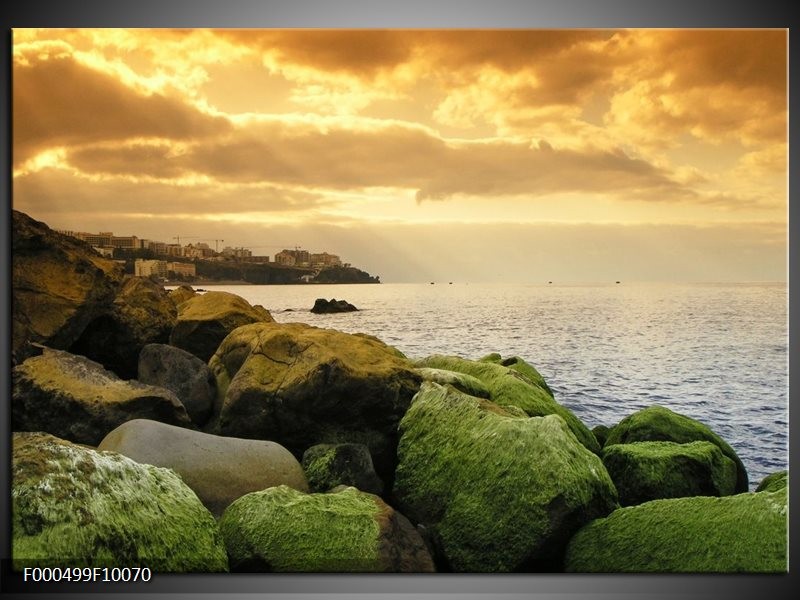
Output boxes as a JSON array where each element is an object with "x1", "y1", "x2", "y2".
[
  {"x1": 601, "y1": 440, "x2": 737, "y2": 506},
  {"x1": 219, "y1": 485, "x2": 434, "y2": 572},
  {"x1": 564, "y1": 489, "x2": 788, "y2": 573},
  {"x1": 393, "y1": 382, "x2": 618, "y2": 572},
  {"x1": 12, "y1": 432, "x2": 228, "y2": 571},
  {"x1": 605, "y1": 405, "x2": 748, "y2": 493},
  {"x1": 415, "y1": 355, "x2": 599, "y2": 454}
]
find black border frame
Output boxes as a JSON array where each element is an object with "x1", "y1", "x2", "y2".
[{"x1": 1, "y1": 1, "x2": 795, "y2": 598}]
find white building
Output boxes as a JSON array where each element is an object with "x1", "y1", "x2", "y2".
[{"x1": 134, "y1": 259, "x2": 168, "y2": 278}]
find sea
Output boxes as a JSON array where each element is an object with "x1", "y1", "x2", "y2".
[{"x1": 186, "y1": 281, "x2": 788, "y2": 490}]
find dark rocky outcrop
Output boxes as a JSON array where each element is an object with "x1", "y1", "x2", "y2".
[
  {"x1": 11, "y1": 210, "x2": 124, "y2": 365},
  {"x1": 302, "y1": 443, "x2": 384, "y2": 495},
  {"x1": 311, "y1": 298, "x2": 358, "y2": 313},
  {"x1": 12, "y1": 348, "x2": 192, "y2": 446},
  {"x1": 392, "y1": 382, "x2": 618, "y2": 572},
  {"x1": 68, "y1": 277, "x2": 177, "y2": 379},
  {"x1": 209, "y1": 322, "x2": 422, "y2": 483},
  {"x1": 12, "y1": 432, "x2": 228, "y2": 571},
  {"x1": 415, "y1": 355, "x2": 600, "y2": 454},
  {"x1": 138, "y1": 343, "x2": 215, "y2": 426},
  {"x1": 601, "y1": 441, "x2": 737, "y2": 506},
  {"x1": 592, "y1": 424, "x2": 612, "y2": 448},
  {"x1": 219, "y1": 485, "x2": 434, "y2": 572},
  {"x1": 98, "y1": 419, "x2": 308, "y2": 517},
  {"x1": 564, "y1": 489, "x2": 788, "y2": 572},
  {"x1": 169, "y1": 291, "x2": 275, "y2": 361},
  {"x1": 605, "y1": 405, "x2": 748, "y2": 493}
]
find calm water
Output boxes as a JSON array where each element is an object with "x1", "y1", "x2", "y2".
[{"x1": 191, "y1": 282, "x2": 788, "y2": 489}]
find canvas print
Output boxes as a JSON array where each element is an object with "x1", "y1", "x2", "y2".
[{"x1": 10, "y1": 29, "x2": 787, "y2": 574}]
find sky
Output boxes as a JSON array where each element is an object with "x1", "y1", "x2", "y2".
[{"x1": 12, "y1": 29, "x2": 787, "y2": 283}]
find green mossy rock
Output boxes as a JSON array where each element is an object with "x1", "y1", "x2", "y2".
[
  {"x1": 605, "y1": 405, "x2": 748, "y2": 493},
  {"x1": 592, "y1": 425, "x2": 611, "y2": 448},
  {"x1": 414, "y1": 367, "x2": 491, "y2": 399},
  {"x1": 169, "y1": 291, "x2": 275, "y2": 361},
  {"x1": 479, "y1": 353, "x2": 554, "y2": 397},
  {"x1": 564, "y1": 490, "x2": 788, "y2": 572},
  {"x1": 219, "y1": 485, "x2": 435, "y2": 572},
  {"x1": 209, "y1": 322, "x2": 422, "y2": 482},
  {"x1": 756, "y1": 471, "x2": 787, "y2": 493},
  {"x1": 415, "y1": 355, "x2": 599, "y2": 454},
  {"x1": 601, "y1": 441, "x2": 737, "y2": 506},
  {"x1": 12, "y1": 348, "x2": 193, "y2": 446},
  {"x1": 393, "y1": 382, "x2": 618, "y2": 572},
  {"x1": 12, "y1": 432, "x2": 228, "y2": 571},
  {"x1": 302, "y1": 443, "x2": 383, "y2": 495}
]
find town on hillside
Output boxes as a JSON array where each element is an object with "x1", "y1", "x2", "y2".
[{"x1": 54, "y1": 229, "x2": 379, "y2": 285}]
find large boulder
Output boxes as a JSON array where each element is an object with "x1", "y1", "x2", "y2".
[
  {"x1": 219, "y1": 485, "x2": 435, "y2": 572},
  {"x1": 68, "y1": 277, "x2": 177, "y2": 379},
  {"x1": 209, "y1": 322, "x2": 422, "y2": 482},
  {"x1": 11, "y1": 210, "x2": 124, "y2": 365},
  {"x1": 99, "y1": 419, "x2": 309, "y2": 517},
  {"x1": 415, "y1": 355, "x2": 599, "y2": 454},
  {"x1": 310, "y1": 298, "x2": 358, "y2": 313},
  {"x1": 392, "y1": 383, "x2": 618, "y2": 572},
  {"x1": 564, "y1": 490, "x2": 788, "y2": 572},
  {"x1": 12, "y1": 432, "x2": 228, "y2": 571},
  {"x1": 137, "y1": 343, "x2": 215, "y2": 426},
  {"x1": 302, "y1": 443, "x2": 383, "y2": 495},
  {"x1": 12, "y1": 349, "x2": 192, "y2": 446},
  {"x1": 605, "y1": 405, "x2": 748, "y2": 493},
  {"x1": 169, "y1": 291, "x2": 275, "y2": 361},
  {"x1": 601, "y1": 441, "x2": 738, "y2": 506}
]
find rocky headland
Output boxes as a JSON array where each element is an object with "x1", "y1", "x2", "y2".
[{"x1": 10, "y1": 210, "x2": 788, "y2": 573}]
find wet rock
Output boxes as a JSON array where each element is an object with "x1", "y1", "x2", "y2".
[
  {"x1": 99, "y1": 419, "x2": 308, "y2": 517},
  {"x1": 12, "y1": 432, "x2": 228, "y2": 571},
  {"x1": 168, "y1": 284, "x2": 198, "y2": 307}
]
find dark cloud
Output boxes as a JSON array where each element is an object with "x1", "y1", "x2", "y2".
[{"x1": 13, "y1": 53, "x2": 231, "y2": 165}]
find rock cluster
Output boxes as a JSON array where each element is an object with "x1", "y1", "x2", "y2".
[{"x1": 9, "y1": 209, "x2": 786, "y2": 573}]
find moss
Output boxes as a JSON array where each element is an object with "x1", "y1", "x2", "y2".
[
  {"x1": 415, "y1": 367, "x2": 491, "y2": 399},
  {"x1": 601, "y1": 441, "x2": 737, "y2": 506},
  {"x1": 479, "y1": 353, "x2": 554, "y2": 397},
  {"x1": 564, "y1": 489, "x2": 788, "y2": 573},
  {"x1": 303, "y1": 447, "x2": 338, "y2": 490},
  {"x1": 302, "y1": 444, "x2": 383, "y2": 495},
  {"x1": 605, "y1": 405, "x2": 748, "y2": 492},
  {"x1": 12, "y1": 432, "x2": 228, "y2": 571},
  {"x1": 755, "y1": 471, "x2": 787, "y2": 493},
  {"x1": 219, "y1": 485, "x2": 387, "y2": 572},
  {"x1": 393, "y1": 383, "x2": 617, "y2": 572},
  {"x1": 415, "y1": 355, "x2": 599, "y2": 454},
  {"x1": 592, "y1": 425, "x2": 611, "y2": 448}
]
